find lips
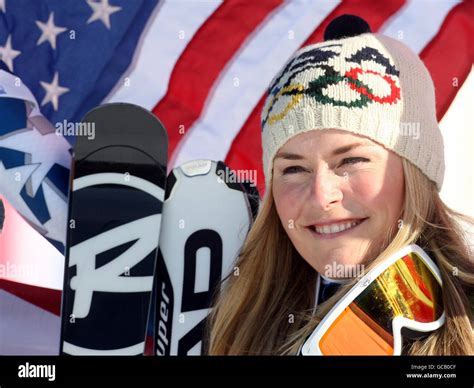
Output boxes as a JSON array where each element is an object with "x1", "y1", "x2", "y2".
[{"x1": 307, "y1": 218, "x2": 368, "y2": 239}]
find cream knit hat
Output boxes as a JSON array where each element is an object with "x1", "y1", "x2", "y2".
[{"x1": 261, "y1": 15, "x2": 445, "y2": 191}]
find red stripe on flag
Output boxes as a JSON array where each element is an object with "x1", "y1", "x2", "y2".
[
  {"x1": 420, "y1": 0, "x2": 474, "y2": 121},
  {"x1": 0, "y1": 278, "x2": 61, "y2": 316},
  {"x1": 225, "y1": 0, "x2": 407, "y2": 197},
  {"x1": 152, "y1": 0, "x2": 283, "y2": 163}
]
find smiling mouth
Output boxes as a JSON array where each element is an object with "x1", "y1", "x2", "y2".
[{"x1": 308, "y1": 218, "x2": 368, "y2": 238}]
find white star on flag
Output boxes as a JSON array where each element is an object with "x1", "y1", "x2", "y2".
[
  {"x1": 87, "y1": 0, "x2": 122, "y2": 30},
  {"x1": 0, "y1": 127, "x2": 71, "y2": 196},
  {"x1": 40, "y1": 72, "x2": 70, "y2": 111},
  {"x1": 36, "y1": 12, "x2": 67, "y2": 50},
  {"x1": 0, "y1": 0, "x2": 6, "y2": 13},
  {"x1": 0, "y1": 35, "x2": 21, "y2": 71},
  {"x1": 0, "y1": 161, "x2": 43, "y2": 228}
]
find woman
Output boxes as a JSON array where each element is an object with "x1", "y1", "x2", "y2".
[{"x1": 207, "y1": 15, "x2": 473, "y2": 355}]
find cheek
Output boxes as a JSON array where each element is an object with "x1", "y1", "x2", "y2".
[
  {"x1": 272, "y1": 181, "x2": 306, "y2": 230},
  {"x1": 349, "y1": 165, "x2": 404, "y2": 221}
]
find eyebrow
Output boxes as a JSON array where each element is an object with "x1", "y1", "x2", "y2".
[{"x1": 274, "y1": 142, "x2": 370, "y2": 160}]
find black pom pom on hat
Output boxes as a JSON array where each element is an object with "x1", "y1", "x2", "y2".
[{"x1": 324, "y1": 14, "x2": 371, "y2": 41}]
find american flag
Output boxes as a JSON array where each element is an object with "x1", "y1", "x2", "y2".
[{"x1": 0, "y1": 0, "x2": 472, "y2": 354}]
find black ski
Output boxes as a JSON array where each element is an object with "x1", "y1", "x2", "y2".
[{"x1": 60, "y1": 103, "x2": 168, "y2": 355}]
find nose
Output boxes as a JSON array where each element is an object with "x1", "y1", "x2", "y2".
[{"x1": 310, "y1": 168, "x2": 343, "y2": 211}]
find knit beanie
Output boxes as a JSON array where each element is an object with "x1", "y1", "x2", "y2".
[{"x1": 261, "y1": 14, "x2": 445, "y2": 191}]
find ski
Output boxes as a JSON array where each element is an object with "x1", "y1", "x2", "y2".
[
  {"x1": 60, "y1": 103, "x2": 168, "y2": 355},
  {"x1": 154, "y1": 160, "x2": 259, "y2": 355}
]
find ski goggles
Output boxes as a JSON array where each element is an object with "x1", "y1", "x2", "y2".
[{"x1": 301, "y1": 244, "x2": 445, "y2": 355}]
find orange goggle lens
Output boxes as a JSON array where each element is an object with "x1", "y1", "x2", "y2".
[{"x1": 319, "y1": 252, "x2": 443, "y2": 355}]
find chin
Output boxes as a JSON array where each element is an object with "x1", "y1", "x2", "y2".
[{"x1": 306, "y1": 245, "x2": 368, "y2": 273}]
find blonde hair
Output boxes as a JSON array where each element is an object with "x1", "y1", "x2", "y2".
[{"x1": 207, "y1": 159, "x2": 474, "y2": 355}]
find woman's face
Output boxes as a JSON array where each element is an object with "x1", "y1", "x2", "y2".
[{"x1": 272, "y1": 129, "x2": 405, "y2": 278}]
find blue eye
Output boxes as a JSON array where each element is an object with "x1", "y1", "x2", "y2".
[
  {"x1": 282, "y1": 166, "x2": 305, "y2": 175},
  {"x1": 341, "y1": 157, "x2": 369, "y2": 166}
]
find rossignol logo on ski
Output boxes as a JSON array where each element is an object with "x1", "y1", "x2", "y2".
[
  {"x1": 63, "y1": 172, "x2": 164, "y2": 355},
  {"x1": 69, "y1": 214, "x2": 160, "y2": 318}
]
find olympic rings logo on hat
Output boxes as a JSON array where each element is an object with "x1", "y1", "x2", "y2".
[{"x1": 262, "y1": 44, "x2": 401, "y2": 129}]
